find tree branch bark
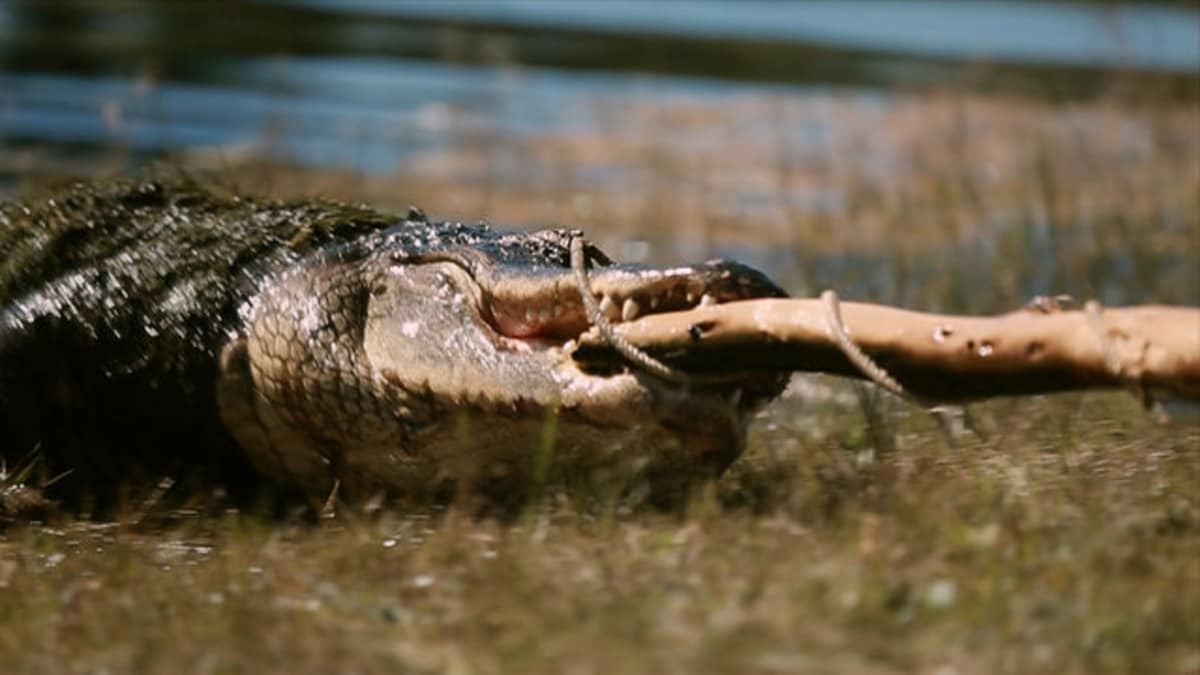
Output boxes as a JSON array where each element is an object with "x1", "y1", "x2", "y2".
[{"x1": 570, "y1": 299, "x2": 1200, "y2": 402}]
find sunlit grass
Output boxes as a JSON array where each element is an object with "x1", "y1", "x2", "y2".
[{"x1": 1, "y1": 393, "x2": 1197, "y2": 674}]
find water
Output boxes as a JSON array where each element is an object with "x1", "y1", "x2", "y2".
[
  {"x1": 0, "y1": 0, "x2": 1195, "y2": 179},
  {"x1": 281, "y1": 0, "x2": 1199, "y2": 71}
]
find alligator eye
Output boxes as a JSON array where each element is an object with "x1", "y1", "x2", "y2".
[{"x1": 432, "y1": 272, "x2": 458, "y2": 295}]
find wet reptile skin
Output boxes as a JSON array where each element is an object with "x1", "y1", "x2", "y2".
[{"x1": 0, "y1": 179, "x2": 788, "y2": 505}]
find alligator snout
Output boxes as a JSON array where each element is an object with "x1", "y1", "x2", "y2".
[{"x1": 485, "y1": 258, "x2": 786, "y2": 341}]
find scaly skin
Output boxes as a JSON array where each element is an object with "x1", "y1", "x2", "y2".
[{"x1": 0, "y1": 178, "x2": 787, "y2": 506}]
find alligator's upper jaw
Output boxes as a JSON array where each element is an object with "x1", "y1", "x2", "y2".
[{"x1": 483, "y1": 260, "x2": 776, "y2": 343}]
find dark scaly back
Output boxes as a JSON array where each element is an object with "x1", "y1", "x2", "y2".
[{"x1": 0, "y1": 178, "x2": 397, "y2": 504}]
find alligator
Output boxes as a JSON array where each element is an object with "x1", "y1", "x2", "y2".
[{"x1": 0, "y1": 178, "x2": 789, "y2": 508}]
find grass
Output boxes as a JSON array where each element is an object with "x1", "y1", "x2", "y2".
[
  {"x1": 2, "y1": 83, "x2": 1199, "y2": 673},
  {"x1": 1, "y1": 392, "x2": 1197, "y2": 674},
  {"x1": 189, "y1": 92, "x2": 1198, "y2": 310}
]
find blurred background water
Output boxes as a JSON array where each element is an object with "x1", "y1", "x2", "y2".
[
  {"x1": 1, "y1": 0, "x2": 1197, "y2": 308},
  {"x1": 2, "y1": 0, "x2": 1195, "y2": 176}
]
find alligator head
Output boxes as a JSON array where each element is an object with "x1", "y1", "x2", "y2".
[{"x1": 217, "y1": 209, "x2": 789, "y2": 502}]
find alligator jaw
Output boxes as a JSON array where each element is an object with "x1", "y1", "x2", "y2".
[{"x1": 362, "y1": 250, "x2": 788, "y2": 425}]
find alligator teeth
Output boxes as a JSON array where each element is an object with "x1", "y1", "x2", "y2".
[
  {"x1": 649, "y1": 296, "x2": 660, "y2": 310},
  {"x1": 598, "y1": 295, "x2": 619, "y2": 320},
  {"x1": 621, "y1": 298, "x2": 641, "y2": 322},
  {"x1": 699, "y1": 293, "x2": 718, "y2": 307}
]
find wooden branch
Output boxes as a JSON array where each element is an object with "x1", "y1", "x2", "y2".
[{"x1": 571, "y1": 299, "x2": 1200, "y2": 402}]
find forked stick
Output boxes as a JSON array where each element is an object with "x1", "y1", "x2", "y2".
[{"x1": 571, "y1": 299, "x2": 1200, "y2": 403}]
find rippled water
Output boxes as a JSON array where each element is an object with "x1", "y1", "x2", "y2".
[
  {"x1": 280, "y1": 0, "x2": 1199, "y2": 70},
  {"x1": 1, "y1": 0, "x2": 1195, "y2": 180}
]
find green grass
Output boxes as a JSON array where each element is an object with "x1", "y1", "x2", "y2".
[{"x1": 1, "y1": 392, "x2": 1197, "y2": 674}]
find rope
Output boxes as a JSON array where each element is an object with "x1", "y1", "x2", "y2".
[
  {"x1": 820, "y1": 289, "x2": 913, "y2": 401},
  {"x1": 820, "y1": 290, "x2": 975, "y2": 441},
  {"x1": 569, "y1": 236, "x2": 694, "y2": 385}
]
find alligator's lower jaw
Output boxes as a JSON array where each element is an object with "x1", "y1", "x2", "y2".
[
  {"x1": 358, "y1": 308, "x2": 769, "y2": 500},
  {"x1": 333, "y1": 412, "x2": 746, "y2": 507},
  {"x1": 332, "y1": 368, "x2": 754, "y2": 502}
]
